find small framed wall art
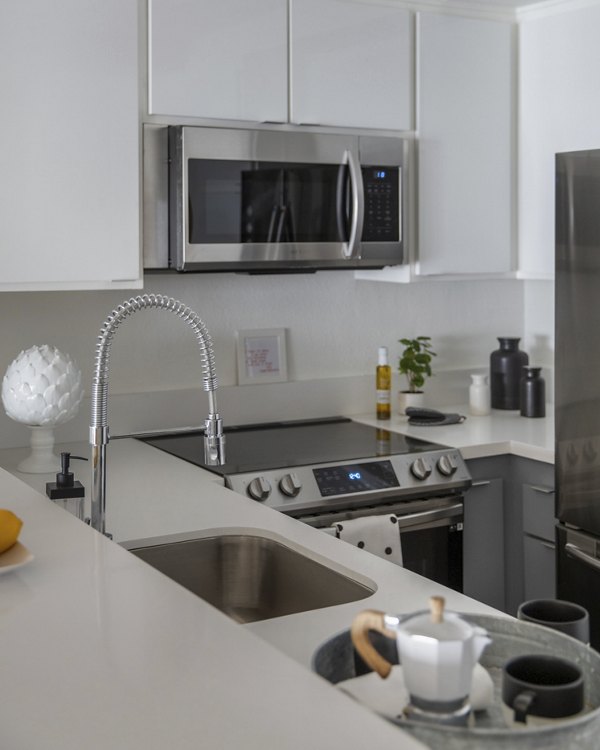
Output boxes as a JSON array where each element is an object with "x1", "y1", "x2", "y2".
[{"x1": 236, "y1": 328, "x2": 288, "y2": 385}]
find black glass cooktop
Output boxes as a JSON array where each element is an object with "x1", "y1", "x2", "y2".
[{"x1": 139, "y1": 417, "x2": 447, "y2": 476}]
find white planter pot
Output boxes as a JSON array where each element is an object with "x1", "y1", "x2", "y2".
[{"x1": 398, "y1": 390, "x2": 425, "y2": 416}]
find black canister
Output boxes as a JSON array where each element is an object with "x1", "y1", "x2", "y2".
[
  {"x1": 520, "y1": 366, "x2": 546, "y2": 418},
  {"x1": 490, "y1": 337, "x2": 529, "y2": 410}
]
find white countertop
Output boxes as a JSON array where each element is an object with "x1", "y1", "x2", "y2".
[
  {"x1": 0, "y1": 408, "x2": 550, "y2": 749},
  {"x1": 352, "y1": 406, "x2": 554, "y2": 464}
]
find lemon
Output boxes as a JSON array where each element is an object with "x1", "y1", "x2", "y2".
[{"x1": 0, "y1": 509, "x2": 23, "y2": 554}]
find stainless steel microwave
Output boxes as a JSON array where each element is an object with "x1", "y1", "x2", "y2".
[{"x1": 143, "y1": 125, "x2": 409, "y2": 273}]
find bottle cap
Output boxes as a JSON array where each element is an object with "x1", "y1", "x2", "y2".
[{"x1": 378, "y1": 346, "x2": 388, "y2": 366}]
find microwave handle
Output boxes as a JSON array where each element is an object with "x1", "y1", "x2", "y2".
[{"x1": 344, "y1": 150, "x2": 364, "y2": 259}]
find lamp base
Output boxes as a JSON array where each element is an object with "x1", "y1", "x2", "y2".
[{"x1": 17, "y1": 426, "x2": 59, "y2": 474}]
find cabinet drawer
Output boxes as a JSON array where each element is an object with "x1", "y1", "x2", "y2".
[{"x1": 523, "y1": 483, "x2": 555, "y2": 541}]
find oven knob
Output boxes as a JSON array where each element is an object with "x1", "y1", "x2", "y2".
[
  {"x1": 247, "y1": 476, "x2": 272, "y2": 502},
  {"x1": 410, "y1": 458, "x2": 432, "y2": 480},
  {"x1": 279, "y1": 472, "x2": 302, "y2": 498},
  {"x1": 437, "y1": 454, "x2": 458, "y2": 477}
]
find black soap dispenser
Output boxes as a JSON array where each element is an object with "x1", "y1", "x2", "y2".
[{"x1": 46, "y1": 452, "x2": 87, "y2": 520}]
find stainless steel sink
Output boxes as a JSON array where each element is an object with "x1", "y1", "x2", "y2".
[{"x1": 128, "y1": 533, "x2": 375, "y2": 623}]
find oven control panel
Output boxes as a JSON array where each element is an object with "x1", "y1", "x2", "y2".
[
  {"x1": 225, "y1": 449, "x2": 471, "y2": 517},
  {"x1": 313, "y1": 460, "x2": 399, "y2": 497}
]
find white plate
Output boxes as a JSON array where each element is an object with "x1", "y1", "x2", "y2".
[{"x1": 0, "y1": 542, "x2": 34, "y2": 574}]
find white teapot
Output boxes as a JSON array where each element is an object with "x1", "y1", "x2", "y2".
[{"x1": 351, "y1": 596, "x2": 491, "y2": 718}]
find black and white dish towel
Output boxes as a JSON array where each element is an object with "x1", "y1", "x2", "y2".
[{"x1": 334, "y1": 514, "x2": 403, "y2": 565}]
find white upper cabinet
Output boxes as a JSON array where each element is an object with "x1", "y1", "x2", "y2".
[
  {"x1": 519, "y1": 3, "x2": 600, "y2": 280},
  {"x1": 148, "y1": 0, "x2": 288, "y2": 122},
  {"x1": 416, "y1": 12, "x2": 514, "y2": 277},
  {"x1": 289, "y1": 0, "x2": 412, "y2": 130},
  {"x1": 0, "y1": 0, "x2": 141, "y2": 290},
  {"x1": 148, "y1": 0, "x2": 412, "y2": 131}
]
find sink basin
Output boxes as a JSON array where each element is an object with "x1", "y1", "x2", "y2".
[{"x1": 128, "y1": 532, "x2": 375, "y2": 623}]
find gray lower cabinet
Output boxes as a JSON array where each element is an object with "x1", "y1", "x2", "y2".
[
  {"x1": 522, "y1": 479, "x2": 556, "y2": 601},
  {"x1": 463, "y1": 475, "x2": 505, "y2": 610},
  {"x1": 523, "y1": 534, "x2": 556, "y2": 600},
  {"x1": 464, "y1": 454, "x2": 555, "y2": 616}
]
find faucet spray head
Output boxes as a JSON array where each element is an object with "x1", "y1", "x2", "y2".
[{"x1": 204, "y1": 415, "x2": 226, "y2": 466}]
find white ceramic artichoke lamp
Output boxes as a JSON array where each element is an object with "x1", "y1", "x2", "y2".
[{"x1": 2, "y1": 345, "x2": 84, "y2": 473}]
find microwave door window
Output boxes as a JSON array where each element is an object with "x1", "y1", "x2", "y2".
[
  {"x1": 187, "y1": 159, "x2": 350, "y2": 246},
  {"x1": 285, "y1": 165, "x2": 349, "y2": 243},
  {"x1": 240, "y1": 167, "x2": 285, "y2": 243},
  {"x1": 188, "y1": 159, "x2": 249, "y2": 244}
]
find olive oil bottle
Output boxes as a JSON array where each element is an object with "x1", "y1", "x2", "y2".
[{"x1": 376, "y1": 346, "x2": 392, "y2": 420}]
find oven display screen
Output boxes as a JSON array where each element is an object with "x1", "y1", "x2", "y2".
[{"x1": 313, "y1": 460, "x2": 399, "y2": 497}]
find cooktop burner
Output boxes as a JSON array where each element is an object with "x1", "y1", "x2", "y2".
[{"x1": 139, "y1": 416, "x2": 447, "y2": 475}]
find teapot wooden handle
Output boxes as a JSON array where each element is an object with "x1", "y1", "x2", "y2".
[{"x1": 350, "y1": 609, "x2": 397, "y2": 679}]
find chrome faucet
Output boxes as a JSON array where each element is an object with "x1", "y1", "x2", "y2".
[{"x1": 89, "y1": 294, "x2": 225, "y2": 536}]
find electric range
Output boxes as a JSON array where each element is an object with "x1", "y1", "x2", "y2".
[{"x1": 139, "y1": 416, "x2": 471, "y2": 519}]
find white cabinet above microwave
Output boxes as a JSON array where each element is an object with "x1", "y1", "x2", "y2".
[
  {"x1": 148, "y1": 0, "x2": 288, "y2": 123},
  {"x1": 147, "y1": 0, "x2": 412, "y2": 131}
]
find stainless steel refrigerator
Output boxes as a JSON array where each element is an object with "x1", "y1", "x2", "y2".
[{"x1": 555, "y1": 148, "x2": 600, "y2": 649}]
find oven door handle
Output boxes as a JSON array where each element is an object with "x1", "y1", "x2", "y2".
[
  {"x1": 565, "y1": 542, "x2": 600, "y2": 572},
  {"x1": 395, "y1": 502, "x2": 463, "y2": 530}
]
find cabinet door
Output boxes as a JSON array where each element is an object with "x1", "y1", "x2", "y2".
[
  {"x1": 148, "y1": 0, "x2": 287, "y2": 122},
  {"x1": 519, "y1": 4, "x2": 600, "y2": 279},
  {"x1": 523, "y1": 535, "x2": 556, "y2": 600},
  {"x1": 416, "y1": 12, "x2": 513, "y2": 276},
  {"x1": 463, "y1": 478, "x2": 505, "y2": 610},
  {"x1": 0, "y1": 0, "x2": 140, "y2": 290},
  {"x1": 290, "y1": 0, "x2": 412, "y2": 130}
]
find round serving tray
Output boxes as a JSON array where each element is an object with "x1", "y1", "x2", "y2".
[{"x1": 312, "y1": 613, "x2": 600, "y2": 750}]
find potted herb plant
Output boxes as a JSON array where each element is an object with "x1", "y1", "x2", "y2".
[{"x1": 398, "y1": 336, "x2": 436, "y2": 414}]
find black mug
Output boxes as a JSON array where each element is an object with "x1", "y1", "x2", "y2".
[
  {"x1": 503, "y1": 654, "x2": 584, "y2": 724},
  {"x1": 518, "y1": 599, "x2": 590, "y2": 644}
]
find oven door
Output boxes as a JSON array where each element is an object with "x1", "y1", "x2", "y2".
[
  {"x1": 395, "y1": 502, "x2": 463, "y2": 593},
  {"x1": 168, "y1": 126, "x2": 404, "y2": 272},
  {"x1": 304, "y1": 498, "x2": 464, "y2": 593}
]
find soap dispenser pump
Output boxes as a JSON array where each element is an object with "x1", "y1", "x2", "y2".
[{"x1": 46, "y1": 452, "x2": 87, "y2": 520}]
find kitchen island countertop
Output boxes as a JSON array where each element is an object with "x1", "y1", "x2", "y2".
[{"x1": 0, "y1": 434, "x2": 507, "y2": 750}]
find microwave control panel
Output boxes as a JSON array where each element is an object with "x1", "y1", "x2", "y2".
[{"x1": 361, "y1": 166, "x2": 400, "y2": 243}]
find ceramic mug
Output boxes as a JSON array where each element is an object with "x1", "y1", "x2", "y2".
[
  {"x1": 518, "y1": 599, "x2": 590, "y2": 644},
  {"x1": 502, "y1": 654, "x2": 584, "y2": 726}
]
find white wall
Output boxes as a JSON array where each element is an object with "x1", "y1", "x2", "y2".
[
  {"x1": 523, "y1": 280, "x2": 554, "y2": 362},
  {"x1": 0, "y1": 273, "x2": 524, "y2": 447}
]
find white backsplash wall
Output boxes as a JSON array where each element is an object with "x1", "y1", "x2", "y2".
[
  {"x1": 0, "y1": 273, "x2": 528, "y2": 448},
  {"x1": 523, "y1": 280, "x2": 554, "y2": 365}
]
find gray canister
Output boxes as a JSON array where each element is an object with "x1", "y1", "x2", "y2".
[{"x1": 520, "y1": 366, "x2": 545, "y2": 418}]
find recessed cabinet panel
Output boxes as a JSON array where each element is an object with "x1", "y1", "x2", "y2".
[
  {"x1": 290, "y1": 0, "x2": 412, "y2": 130},
  {"x1": 416, "y1": 12, "x2": 513, "y2": 276},
  {"x1": 148, "y1": 0, "x2": 287, "y2": 122},
  {"x1": 0, "y1": 0, "x2": 140, "y2": 289}
]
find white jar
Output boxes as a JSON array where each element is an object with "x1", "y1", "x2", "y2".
[{"x1": 469, "y1": 374, "x2": 491, "y2": 416}]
